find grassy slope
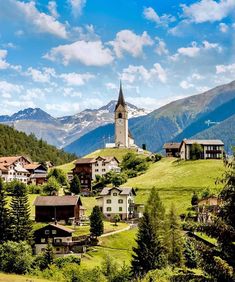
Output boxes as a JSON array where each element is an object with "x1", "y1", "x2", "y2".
[
  {"x1": 124, "y1": 158, "x2": 225, "y2": 213},
  {"x1": 0, "y1": 273, "x2": 50, "y2": 282},
  {"x1": 82, "y1": 228, "x2": 137, "y2": 269},
  {"x1": 55, "y1": 160, "x2": 76, "y2": 173}
]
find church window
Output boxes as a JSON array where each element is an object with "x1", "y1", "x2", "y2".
[{"x1": 118, "y1": 113, "x2": 122, "y2": 118}]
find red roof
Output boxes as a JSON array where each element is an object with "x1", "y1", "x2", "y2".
[{"x1": 34, "y1": 195, "x2": 82, "y2": 206}]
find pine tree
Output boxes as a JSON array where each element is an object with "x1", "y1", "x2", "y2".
[
  {"x1": 167, "y1": 203, "x2": 185, "y2": 267},
  {"x1": 0, "y1": 178, "x2": 9, "y2": 242},
  {"x1": 184, "y1": 238, "x2": 198, "y2": 268},
  {"x1": 131, "y1": 211, "x2": 166, "y2": 278},
  {"x1": 43, "y1": 241, "x2": 54, "y2": 267},
  {"x1": 90, "y1": 206, "x2": 104, "y2": 238},
  {"x1": 70, "y1": 175, "x2": 81, "y2": 194},
  {"x1": 9, "y1": 181, "x2": 32, "y2": 242}
]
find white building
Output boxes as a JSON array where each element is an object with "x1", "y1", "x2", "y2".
[
  {"x1": 0, "y1": 156, "x2": 31, "y2": 183},
  {"x1": 179, "y1": 139, "x2": 224, "y2": 160},
  {"x1": 114, "y1": 82, "x2": 135, "y2": 148},
  {"x1": 96, "y1": 187, "x2": 137, "y2": 220}
]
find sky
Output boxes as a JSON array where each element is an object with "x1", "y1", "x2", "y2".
[{"x1": 0, "y1": 0, "x2": 234, "y2": 117}]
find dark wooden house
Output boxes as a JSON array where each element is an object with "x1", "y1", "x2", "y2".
[
  {"x1": 25, "y1": 163, "x2": 47, "y2": 185},
  {"x1": 72, "y1": 158, "x2": 95, "y2": 194},
  {"x1": 163, "y1": 143, "x2": 181, "y2": 157},
  {"x1": 34, "y1": 223, "x2": 74, "y2": 254},
  {"x1": 34, "y1": 195, "x2": 83, "y2": 223}
]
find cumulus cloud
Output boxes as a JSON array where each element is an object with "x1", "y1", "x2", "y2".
[
  {"x1": 219, "y1": 22, "x2": 229, "y2": 32},
  {"x1": 0, "y1": 49, "x2": 10, "y2": 69},
  {"x1": 68, "y1": 0, "x2": 86, "y2": 17},
  {"x1": 0, "y1": 0, "x2": 68, "y2": 38},
  {"x1": 121, "y1": 63, "x2": 167, "y2": 84},
  {"x1": 48, "y1": 1, "x2": 59, "y2": 19},
  {"x1": 181, "y1": 0, "x2": 235, "y2": 23},
  {"x1": 63, "y1": 88, "x2": 82, "y2": 97},
  {"x1": 216, "y1": 63, "x2": 235, "y2": 74},
  {"x1": 180, "y1": 80, "x2": 194, "y2": 89},
  {"x1": 109, "y1": 30, "x2": 153, "y2": 58},
  {"x1": 171, "y1": 41, "x2": 222, "y2": 60},
  {"x1": 143, "y1": 7, "x2": 175, "y2": 27},
  {"x1": 60, "y1": 72, "x2": 94, "y2": 86},
  {"x1": 0, "y1": 80, "x2": 23, "y2": 98},
  {"x1": 155, "y1": 38, "x2": 169, "y2": 56},
  {"x1": 21, "y1": 88, "x2": 45, "y2": 101},
  {"x1": 25, "y1": 67, "x2": 56, "y2": 83},
  {"x1": 44, "y1": 40, "x2": 114, "y2": 66},
  {"x1": 105, "y1": 83, "x2": 118, "y2": 90}
]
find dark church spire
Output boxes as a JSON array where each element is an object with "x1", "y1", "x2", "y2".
[{"x1": 115, "y1": 81, "x2": 126, "y2": 110}]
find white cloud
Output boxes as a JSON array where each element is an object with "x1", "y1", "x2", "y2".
[
  {"x1": 4, "y1": 99, "x2": 36, "y2": 108},
  {"x1": 109, "y1": 30, "x2": 153, "y2": 58},
  {"x1": 121, "y1": 63, "x2": 167, "y2": 84},
  {"x1": 216, "y1": 63, "x2": 235, "y2": 74},
  {"x1": 181, "y1": 0, "x2": 235, "y2": 23},
  {"x1": 0, "y1": 49, "x2": 10, "y2": 69},
  {"x1": 191, "y1": 73, "x2": 204, "y2": 80},
  {"x1": 63, "y1": 88, "x2": 82, "y2": 97},
  {"x1": 25, "y1": 67, "x2": 56, "y2": 83},
  {"x1": 219, "y1": 22, "x2": 229, "y2": 32},
  {"x1": 171, "y1": 41, "x2": 222, "y2": 60},
  {"x1": 60, "y1": 72, "x2": 94, "y2": 86},
  {"x1": 44, "y1": 40, "x2": 114, "y2": 66},
  {"x1": 1, "y1": 0, "x2": 68, "y2": 38},
  {"x1": 21, "y1": 88, "x2": 45, "y2": 101},
  {"x1": 155, "y1": 38, "x2": 169, "y2": 55},
  {"x1": 0, "y1": 80, "x2": 23, "y2": 98},
  {"x1": 48, "y1": 1, "x2": 59, "y2": 19},
  {"x1": 68, "y1": 0, "x2": 86, "y2": 17},
  {"x1": 180, "y1": 80, "x2": 194, "y2": 89},
  {"x1": 143, "y1": 7, "x2": 175, "y2": 27},
  {"x1": 178, "y1": 42, "x2": 200, "y2": 57},
  {"x1": 105, "y1": 83, "x2": 118, "y2": 90}
]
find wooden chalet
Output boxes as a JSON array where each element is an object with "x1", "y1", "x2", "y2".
[
  {"x1": 34, "y1": 195, "x2": 83, "y2": 223},
  {"x1": 34, "y1": 223, "x2": 74, "y2": 255},
  {"x1": 163, "y1": 143, "x2": 181, "y2": 157},
  {"x1": 24, "y1": 163, "x2": 47, "y2": 185}
]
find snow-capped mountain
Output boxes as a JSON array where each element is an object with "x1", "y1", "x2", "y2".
[{"x1": 0, "y1": 101, "x2": 149, "y2": 148}]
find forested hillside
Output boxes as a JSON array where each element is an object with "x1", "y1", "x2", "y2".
[{"x1": 0, "y1": 124, "x2": 76, "y2": 165}]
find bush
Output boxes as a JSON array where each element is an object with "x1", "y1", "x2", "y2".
[
  {"x1": 28, "y1": 184, "x2": 42, "y2": 194},
  {"x1": 42, "y1": 176, "x2": 60, "y2": 195},
  {"x1": 0, "y1": 241, "x2": 33, "y2": 274},
  {"x1": 54, "y1": 256, "x2": 81, "y2": 268}
]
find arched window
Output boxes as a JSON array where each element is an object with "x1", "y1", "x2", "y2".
[{"x1": 118, "y1": 113, "x2": 122, "y2": 118}]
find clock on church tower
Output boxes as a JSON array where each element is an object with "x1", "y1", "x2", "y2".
[{"x1": 114, "y1": 82, "x2": 129, "y2": 148}]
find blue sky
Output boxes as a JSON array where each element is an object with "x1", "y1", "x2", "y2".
[{"x1": 0, "y1": 0, "x2": 234, "y2": 116}]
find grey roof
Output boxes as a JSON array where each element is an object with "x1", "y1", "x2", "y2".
[
  {"x1": 183, "y1": 139, "x2": 224, "y2": 145},
  {"x1": 163, "y1": 142, "x2": 181, "y2": 149},
  {"x1": 99, "y1": 187, "x2": 136, "y2": 196},
  {"x1": 115, "y1": 81, "x2": 126, "y2": 110},
  {"x1": 74, "y1": 158, "x2": 96, "y2": 164},
  {"x1": 34, "y1": 195, "x2": 82, "y2": 206}
]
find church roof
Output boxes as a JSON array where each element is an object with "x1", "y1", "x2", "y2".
[{"x1": 115, "y1": 81, "x2": 126, "y2": 111}]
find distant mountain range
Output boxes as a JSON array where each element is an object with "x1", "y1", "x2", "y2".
[
  {"x1": 65, "y1": 80, "x2": 235, "y2": 156},
  {"x1": 0, "y1": 101, "x2": 148, "y2": 148},
  {"x1": 1, "y1": 81, "x2": 234, "y2": 156}
]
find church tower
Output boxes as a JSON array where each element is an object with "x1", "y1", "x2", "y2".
[{"x1": 115, "y1": 82, "x2": 129, "y2": 147}]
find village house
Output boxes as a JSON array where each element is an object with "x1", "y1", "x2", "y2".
[
  {"x1": 163, "y1": 143, "x2": 181, "y2": 157},
  {"x1": 179, "y1": 139, "x2": 224, "y2": 160},
  {"x1": 24, "y1": 163, "x2": 47, "y2": 185},
  {"x1": 72, "y1": 156, "x2": 120, "y2": 193},
  {"x1": 34, "y1": 195, "x2": 84, "y2": 224},
  {"x1": 196, "y1": 196, "x2": 221, "y2": 223},
  {"x1": 0, "y1": 156, "x2": 31, "y2": 183},
  {"x1": 96, "y1": 187, "x2": 143, "y2": 220},
  {"x1": 34, "y1": 223, "x2": 75, "y2": 255}
]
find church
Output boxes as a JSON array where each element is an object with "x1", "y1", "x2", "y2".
[{"x1": 114, "y1": 83, "x2": 135, "y2": 148}]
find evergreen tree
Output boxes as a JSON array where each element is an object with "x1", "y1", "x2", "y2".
[
  {"x1": 167, "y1": 204, "x2": 185, "y2": 267},
  {"x1": 90, "y1": 206, "x2": 104, "y2": 238},
  {"x1": 191, "y1": 191, "x2": 199, "y2": 206},
  {"x1": 43, "y1": 241, "x2": 54, "y2": 267},
  {"x1": 184, "y1": 238, "x2": 198, "y2": 268},
  {"x1": 131, "y1": 211, "x2": 166, "y2": 278},
  {"x1": 190, "y1": 143, "x2": 203, "y2": 160},
  {"x1": 70, "y1": 175, "x2": 81, "y2": 194},
  {"x1": 9, "y1": 181, "x2": 32, "y2": 242},
  {"x1": 48, "y1": 168, "x2": 68, "y2": 187},
  {"x1": 0, "y1": 178, "x2": 9, "y2": 242}
]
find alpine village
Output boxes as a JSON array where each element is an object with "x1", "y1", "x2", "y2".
[{"x1": 0, "y1": 1, "x2": 235, "y2": 282}]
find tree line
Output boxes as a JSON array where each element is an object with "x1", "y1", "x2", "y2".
[{"x1": 0, "y1": 124, "x2": 76, "y2": 165}]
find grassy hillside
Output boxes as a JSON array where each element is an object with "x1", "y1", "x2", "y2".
[
  {"x1": 0, "y1": 124, "x2": 76, "y2": 165},
  {"x1": 0, "y1": 273, "x2": 50, "y2": 282},
  {"x1": 85, "y1": 148, "x2": 145, "y2": 161},
  {"x1": 55, "y1": 160, "x2": 76, "y2": 173},
  {"x1": 124, "y1": 158, "x2": 225, "y2": 213}
]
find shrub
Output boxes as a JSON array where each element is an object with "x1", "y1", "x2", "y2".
[{"x1": 54, "y1": 256, "x2": 81, "y2": 268}]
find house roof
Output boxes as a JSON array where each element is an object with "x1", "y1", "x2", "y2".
[
  {"x1": 99, "y1": 187, "x2": 136, "y2": 196},
  {"x1": 75, "y1": 156, "x2": 119, "y2": 165},
  {"x1": 163, "y1": 142, "x2": 181, "y2": 149},
  {"x1": 0, "y1": 164, "x2": 8, "y2": 172},
  {"x1": 182, "y1": 139, "x2": 224, "y2": 146},
  {"x1": 24, "y1": 163, "x2": 41, "y2": 170},
  {"x1": 30, "y1": 173, "x2": 47, "y2": 179},
  {"x1": 34, "y1": 195, "x2": 82, "y2": 206},
  {"x1": 35, "y1": 223, "x2": 74, "y2": 234},
  {"x1": 0, "y1": 156, "x2": 31, "y2": 166}
]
